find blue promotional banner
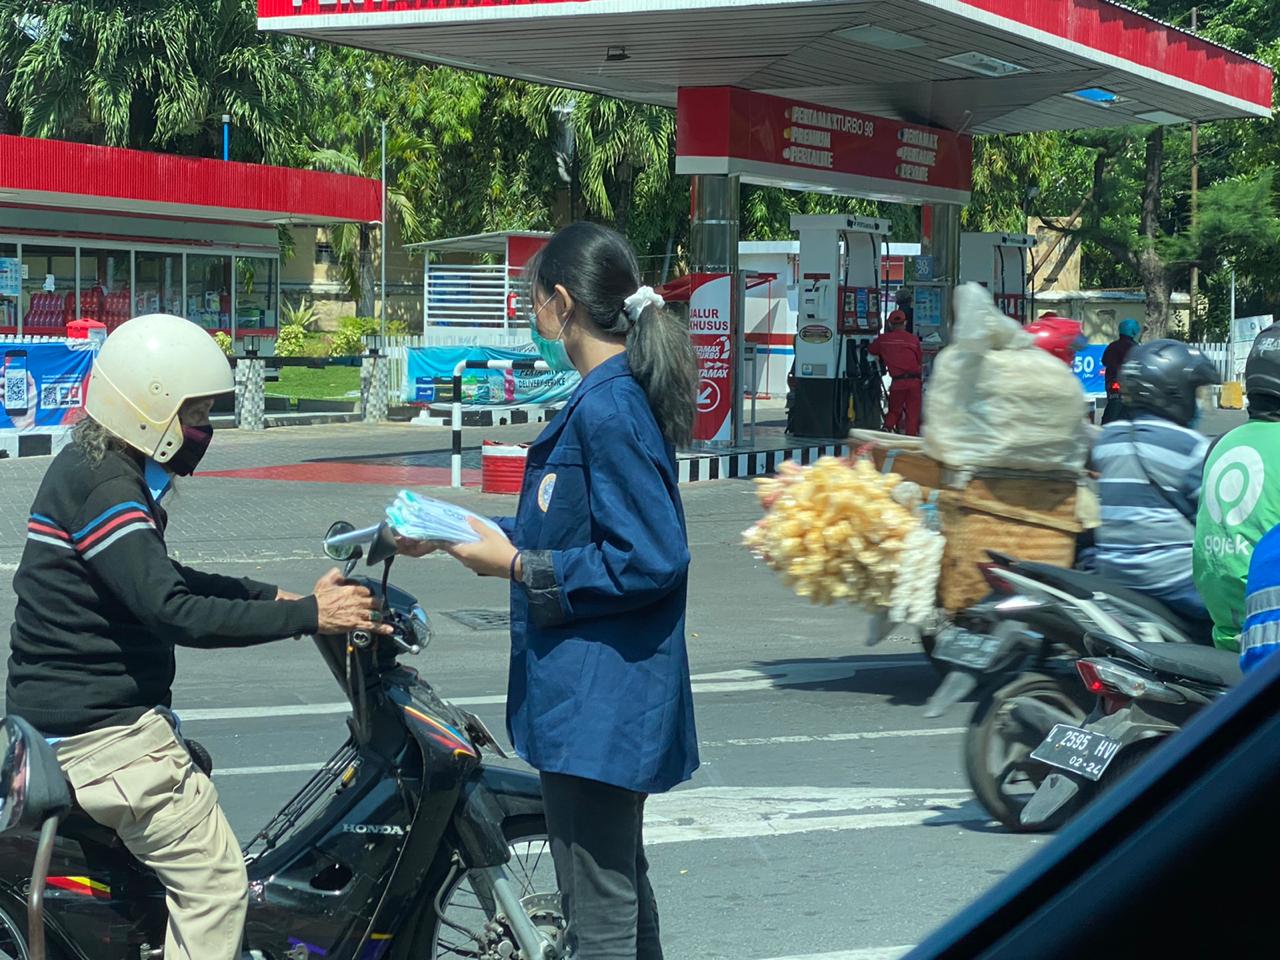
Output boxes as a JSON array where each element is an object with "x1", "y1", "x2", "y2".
[
  {"x1": 1072, "y1": 344, "x2": 1107, "y2": 398},
  {"x1": 2, "y1": 340, "x2": 95, "y2": 431},
  {"x1": 405, "y1": 345, "x2": 580, "y2": 406}
]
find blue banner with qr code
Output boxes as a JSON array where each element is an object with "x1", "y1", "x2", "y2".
[
  {"x1": 405, "y1": 345, "x2": 579, "y2": 406},
  {"x1": 1, "y1": 340, "x2": 95, "y2": 432}
]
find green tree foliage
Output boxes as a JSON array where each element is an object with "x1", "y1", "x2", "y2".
[
  {"x1": 1016, "y1": 4, "x2": 1280, "y2": 337},
  {"x1": 303, "y1": 50, "x2": 564, "y2": 312},
  {"x1": 0, "y1": 0, "x2": 308, "y2": 160},
  {"x1": 3, "y1": 0, "x2": 1279, "y2": 336}
]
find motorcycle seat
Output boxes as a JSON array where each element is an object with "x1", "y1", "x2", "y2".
[
  {"x1": 1086, "y1": 634, "x2": 1243, "y2": 688},
  {"x1": 0, "y1": 715, "x2": 73, "y2": 832},
  {"x1": 1007, "y1": 561, "x2": 1196, "y2": 638}
]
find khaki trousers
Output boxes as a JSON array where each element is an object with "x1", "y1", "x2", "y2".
[{"x1": 53, "y1": 710, "x2": 247, "y2": 960}]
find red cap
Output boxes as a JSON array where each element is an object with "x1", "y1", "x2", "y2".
[{"x1": 887, "y1": 310, "x2": 909, "y2": 327}]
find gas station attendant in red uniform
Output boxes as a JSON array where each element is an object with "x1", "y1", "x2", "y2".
[{"x1": 869, "y1": 309, "x2": 924, "y2": 435}]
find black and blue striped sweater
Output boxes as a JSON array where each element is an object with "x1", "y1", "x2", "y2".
[{"x1": 6, "y1": 443, "x2": 317, "y2": 736}]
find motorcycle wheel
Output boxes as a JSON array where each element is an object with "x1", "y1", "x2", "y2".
[
  {"x1": 426, "y1": 816, "x2": 562, "y2": 959},
  {"x1": 965, "y1": 671, "x2": 1088, "y2": 833},
  {"x1": 0, "y1": 900, "x2": 32, "y2": 960}
]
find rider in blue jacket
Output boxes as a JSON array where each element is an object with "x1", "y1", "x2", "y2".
[
  {"x1": 402, "y1": 222, "x2": 699, "y2": 959},
  {"x1": 1241, "y1": 525, "x2": 1280, "y2": 673}
]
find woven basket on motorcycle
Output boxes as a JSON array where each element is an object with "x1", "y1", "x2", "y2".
[{"x1": 936, "y1": 471, "x2": 1086, "y2": 614}]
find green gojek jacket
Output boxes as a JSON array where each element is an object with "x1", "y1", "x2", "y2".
[{"x1": 1193, "y1": 421, "x2": 1280, "y2": 651}]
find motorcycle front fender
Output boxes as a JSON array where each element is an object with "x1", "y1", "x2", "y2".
[
  {"x1": 479, "y1": 764, "x2": 543, "y2": 823},
  {"x1": 452, "y1": 765, "x2": 544, "y2": 869}
]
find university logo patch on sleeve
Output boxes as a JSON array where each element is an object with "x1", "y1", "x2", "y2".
[{"x1": 538, "y1": 473, "x2": 557, "y2": 512}]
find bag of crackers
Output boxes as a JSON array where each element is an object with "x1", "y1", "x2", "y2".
[{"x1": 743, "y1": 457, "x2": 944, "y2": 625}]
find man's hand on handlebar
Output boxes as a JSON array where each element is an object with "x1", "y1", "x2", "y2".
[{"x1": 313, "y1": 568, "x2": 393, "y2": 635}]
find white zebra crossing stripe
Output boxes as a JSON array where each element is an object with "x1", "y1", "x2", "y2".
[
  {"x1": 213, "y1": 728, "x2": 965, "y2": 777},
  {"x1": 644, "y1": 786, "x2": 982, "y2": 846},
  {"x1": 759, "y1": 949, "x2": 915, "y2": 960},
  {"x1": 181, "y1": 658, "x2": 926, "y2": 721}
]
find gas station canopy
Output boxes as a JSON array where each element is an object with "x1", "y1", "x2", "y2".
[
  {"x1": 258, "y1": 0, "x2": 1272, "y2": 133},
  {"x1": 0, "y1": 134, "x2": 381, "y2": 226}
]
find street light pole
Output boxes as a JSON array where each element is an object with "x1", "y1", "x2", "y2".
[
  {"x1": 380, "y1": 120, "x2": 388, "y2": 344},
  {"x1": 1189, "y1": 7, "x2": 1200, "y2": 335}
]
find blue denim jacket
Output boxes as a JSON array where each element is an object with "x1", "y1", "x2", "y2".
[{"x1": 499, "y1": 353, "x2": 698, "y2": 794}]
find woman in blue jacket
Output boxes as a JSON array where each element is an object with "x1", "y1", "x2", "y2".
[{"x1": 404, "y1": 222, "x2": 699, "y2": 958}]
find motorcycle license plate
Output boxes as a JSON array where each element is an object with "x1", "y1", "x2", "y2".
[
  {"x1": 932, "y1": 627, "x2": 1006, "y2": 670},
  {"x1": 1031, "y1": 724, "x2": 1123, "y2": 782}
]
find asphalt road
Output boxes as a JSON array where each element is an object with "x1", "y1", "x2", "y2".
[{"x1": 0, "y1": 421, "x2": 1072, "y2": 959}]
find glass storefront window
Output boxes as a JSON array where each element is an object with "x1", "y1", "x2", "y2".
[
  {"x1": 134, "y1": 251, "x2": 183, "y2": 316},
  {"x1": 186, "y1": 254, "x2": 232, "y2": 333},
  {"x1": 0, "y1": 243, "x2": 17, "y2": 331},
  {"x1": 21, "y1": 245, "x2": 75, "y2": 332},
  {"x1": 234, "y1": 256, "x2": 278, "y2": 336},
  {"x1": 79, "y1": 247, "x2": 130, "y2": 329}
]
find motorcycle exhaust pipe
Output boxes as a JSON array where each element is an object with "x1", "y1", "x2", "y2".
[
  {"x1": 924, "y1": 670, "x2": 978, "y2": 718},
  {"x1": 28, "y1": 814, "x2": 62, "y2": 960},
  {"x1": 1020, "y1": 773, "x2": 1081, "y2": 829}
]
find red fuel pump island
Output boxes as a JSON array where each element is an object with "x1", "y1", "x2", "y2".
[{"x1": 259, "y1": 0, "x2": 1272, "y2": 447}]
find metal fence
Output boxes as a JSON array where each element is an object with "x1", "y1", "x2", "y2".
[
  {"x1": 1188, "y1": 341, "x2": 1232, "y2": 380},
  {"x1": 0, "y1": 334, "x2": 71, "y2": 344},
  {"x1": 382, "y1": 330, "x2": 530, "y2": 404}
]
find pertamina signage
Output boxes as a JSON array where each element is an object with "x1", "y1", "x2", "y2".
[
  {"x1": 687, "y1": 273, "x2": 733, "y2": 444},
  {"x1": 676, "y1": 87, "x2": 972, "y2": 205}
]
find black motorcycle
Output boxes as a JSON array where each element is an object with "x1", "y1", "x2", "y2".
[
  {"x1": 0, "y1": 521, "x2": 563, "y2": 960},
  {"x1": 924, "y1": 552, "x2": 1202, "y2": 832},
  {"x1": 1020, "y1": 631, "x2": 1241, "y2": 830}
]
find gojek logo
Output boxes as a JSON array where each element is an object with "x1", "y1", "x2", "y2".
[{"x1": 1205, "y1": 446, "x2": 1265, "y2": 527}]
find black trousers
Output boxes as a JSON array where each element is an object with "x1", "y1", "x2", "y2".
[
  {"x1": 1102, "y1": 395, "x2": 1128, "y2": 424},
  {"x1": 540, "y1": 772, "x2": 663, "y2": 960}
]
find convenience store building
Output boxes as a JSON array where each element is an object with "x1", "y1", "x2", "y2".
[{"x1": 0, "y1": 135, "x2": 381, "y2": 345}]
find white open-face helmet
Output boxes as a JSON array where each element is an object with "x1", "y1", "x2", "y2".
[{"x1": 84, "y1": 314, "x2": 234, "y2": 463}]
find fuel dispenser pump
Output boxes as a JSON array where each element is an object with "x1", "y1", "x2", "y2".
[
  {"x1": 959, "y1": 232, "x2": 1036, "y2": 323},
  {"x1": 788, "y1": 215, "x2": 892, "y2": 439}
]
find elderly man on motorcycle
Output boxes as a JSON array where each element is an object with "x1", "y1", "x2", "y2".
[{"x1": 5, "y1": 314, "x2": 387, "y2": 960}]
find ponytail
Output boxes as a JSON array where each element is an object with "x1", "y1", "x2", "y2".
[
  {"x1": 529, "y1": 222, "x2": 697, "y2": 446},
  {"x1": 626, "y1": 301, "x2": 697, "y2": 447}
]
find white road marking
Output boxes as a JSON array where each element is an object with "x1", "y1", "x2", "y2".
[
  {"x1": 212, "y1": 727, "x2": 964, "y2": 778},
  {"x1": 211, "y1": 771, "x2": 984, "y2": 845},
  {"x1": 703, "y1": 727, "x2": 964, "y2": 748},
  {"x1": 180, "y1": 658, "x2": 924, "y2": 721},
  {"x1": 759, "y1": 949, "x2": 915, "y2": 960},
  {"x1": 644, "y1": 786, "x2": 981, "y2": 845},
  {"x1": 169, "y1": 552, "x2": 316, "y2": 565},
  {"x1": 216, "y1": 763, "x2": 323, "y2": 777},
  {"x1": 184, "y1": 702, "x2": 354, "y2": 720},
  {"x1": 212, "y1": 727, "x2": 966, "y2": 778}
]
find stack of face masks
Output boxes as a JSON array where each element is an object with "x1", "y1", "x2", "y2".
[{"x1": 386, "y1": 490, "x2": 504, "y2": 544}]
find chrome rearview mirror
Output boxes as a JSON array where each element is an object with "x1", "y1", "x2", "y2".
[{"x1": 323, "y1": 521, "x2": 360, "y2": 562}]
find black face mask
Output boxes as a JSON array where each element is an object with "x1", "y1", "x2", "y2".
[{"x1": 167, "y1": 424, "x2": 214, "y2": 476}]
